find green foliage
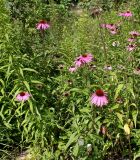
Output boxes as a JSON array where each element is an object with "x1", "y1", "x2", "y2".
[{"x1": 0, "y1": 0, "x2": 140, "y2": 159}]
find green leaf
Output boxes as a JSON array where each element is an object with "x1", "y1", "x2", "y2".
[
  {"x1": 116, "y1": 112, "x2": 123, "y2": 125},
  {"x1": 133, "y1": 152, "x2": 140, "y2": 160},
  {"x1": 3, "y1": 121, "x2": 12, "y2": 129},
  {"x1": 0, "y1": 79, "x2": 5, "y2": 86},
  {"x1": 73, "y1": 143, "x2": 79, "y2": 157},
  {"x1": 127, "y1": 84, "x2": 135, "y2": 99},
  {"x1": 29, "y1": 100, "x2": 33, "y2": 114},
  {"x1": 65, "y1": 132, "x2": 78, "y2": 150},
  {"x1": 23, "y1": 81, "x2": 30, "y2": 91},
  {"x1": 23, "y1": 68, "x2": 38, "y2": 73},
  {"x1": 19, "y1": 67, "x2": 24, "y2": 78},
  {"x1": 114, "y1": 84, "x2": 124, "y2": 100},
  {"x1": 31, "y1": 80, "x2": 44, "y2": 84},
  {"x1": 132, "y1": 110, "x2": 138, "y2": 128}
]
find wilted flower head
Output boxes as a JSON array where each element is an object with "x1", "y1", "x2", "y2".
[
  {"x1": 87, "y1": 144, "x2": 92, "y2": 155},
  {"x1": 90, "y1": 7, "x2": 103, "y2": 17},
  {"x1": 112, "y1": 41, "x2": 120, "y2": 47},
  {"x1": 117, "y1": 65, "x2": 125, "y2": 70},
  {"x1": 133, "y1": 67, "x2": 140, "y2": 75},
  {"x1": 126, "y1": 44, "x2": 136, "y2": 51},
  {"x1": 104, "y1": 65, "x2": 112, "y2": 71},
  {"x1": 91, "y1": 89, "x2": 108, "y2": 107},
  {"x1": 69, "y1": 66, "x2": 77, "y2": 73},
  {"x1": 36, "y1": 20, "x2": 50, "y2": 30},
  {"x1": 116, "y1": 97, "x2": 123, "y2": 104},
  {"x1": 100, "y1": 125, "x2": 107, "y2": 135},
  {"x1": 89, "y1": 64, "x2": 97, "y2": 71},
  {"x1": 75, "y1": 53, "x2": 93, "y2": 67},
  {"x1": 119, "y1": 11, "x2": 132, "y2": 17},
  {"x1": 58, "y1": 64, "x2": 65, "y2": 70},
  {"x1": 16, "y1": 92, "x2": 31, "y2": 101},
  {"x1": 67, "y1": 79, "x2": 73, "y2": 85}
]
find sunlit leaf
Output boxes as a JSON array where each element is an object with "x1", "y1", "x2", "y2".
[
  {"x1": 73, "y1": 143, "x2": 79, "y2": 157},
  {"x1": 116, "y1": 112, "x2": 123, "y2": 125},
  {"x1": 132, "y1": 110, "x2": 138, "y2": 128},
  {"x1": 124, "y1": 124, "x2": 130, "y2": 135},
  {"x1": 65, "y1": 132, "x2": 78, "y2": 150},
  {"x1": 114, "y1": 84, "x2": 124, "y2": 100}
]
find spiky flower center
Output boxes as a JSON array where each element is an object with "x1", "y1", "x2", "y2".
[
  {"x1": 136, "y1": 67, "x2": 140, "y2": 71},
  {"x1": 82, "y1": 54, "x2": 88, "y2": 57},
  {"x1": 127, "y1": 11, "x2": 130, "y2": 13},
  {"x1": 96, "y1": 89, "x2": 104, "y2": 96},
  {"x1": 20, "y1": 92, "x2": 26, "y2": 96},
  {"x1": 39, "y1": 20, "x2": 46, "y2": 24},
  {"x1": 133, "y1": 33, "x2": 137, "y2": 37},
  {"x1": 130, "y1": 44, "x2": 134, "y2": 47},
  {"x1": 111, "y1": 28, "x2": 115, "y2": 31}
]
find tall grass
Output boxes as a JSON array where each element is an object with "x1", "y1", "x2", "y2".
[{"x1": 0, "y1": 0, "x2": 140, "y2": 159}]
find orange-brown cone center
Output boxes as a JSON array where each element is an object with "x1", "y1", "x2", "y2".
[
  {"x1": 20, "y1": 92, "x2": 26, "y2": 96},
  {"x1": 39, "y1": 20, "x2": 46, "y2": 24},
  {"x1": 82, "y1": 54, "x2": 88, "y2": 57},
  {"x1": 96, "y1": 90, "x2": 104, "y2": 96}
]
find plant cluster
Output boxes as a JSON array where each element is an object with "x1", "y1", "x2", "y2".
[{"x1": 0, "y1": 0, "x2": 140, "y2": 159}]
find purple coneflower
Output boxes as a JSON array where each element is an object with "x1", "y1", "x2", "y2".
[
  {"x1": 119, "y1": 11, "x2": 132, "y2": 17},
  {"x1": 69, "y1": 66, "x2": 77, "y2": 73},
  {"x1": 127, "y1": 37, "x2": 135, "y2": 42},
  {"x1": 101, "y1": 24, "x2": 116, "y2": 30},
  {"x1": 129, "y1": 31, "x2": 140, "y2": 37},
  {"x1": 75, "y1": 53, "x2": 93, "y2": 67},
  {"x1": 91, "y1": 89, "x2": 108, "y2": 107},
  {"x1": 106, "y1": 24, "x2": 116, "y2": 30},
  {"x1": 109, "y1": 28, "x2": 117, "y2": 34},
  {"x1": 126, "y1": 44, "x2": 136, "y2": 51},
  {"x1": 36, "y1": 20, "x2": 50, "y2": 30},
  {"x1": 16, "y1": 92, "x2": 31, "y2": 101}
]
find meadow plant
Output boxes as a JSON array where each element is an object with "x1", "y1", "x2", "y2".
[{"x1": 0, "y1": 0, "x2": 140, "y2": 159}]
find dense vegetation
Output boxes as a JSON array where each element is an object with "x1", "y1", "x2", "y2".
[{"x1": 0, "y1": 0, "x2": 140, "y2": 159}]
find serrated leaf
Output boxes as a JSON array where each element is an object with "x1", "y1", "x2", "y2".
[
  {"x1": 132, "y1": 110, "x2": 138, "y2": 128},
  {"x1": 73, "y1": 143, "x2": 79, "y2": 157},
  {"x1": 127, "y1": 84, "x2": 135, "y2": 99},
  {"x1": 112, "y1": 104, "x2": 119, "y2": 110},
  {"x1": 65, "y1": 132, "x2": 78, "y2": 150},
  {"x1": 116, "y1": 112, "x2": 123, "y2": 125},
  {"x1": 114, "y1": 84, "x2": 124, "y2": 100}
]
